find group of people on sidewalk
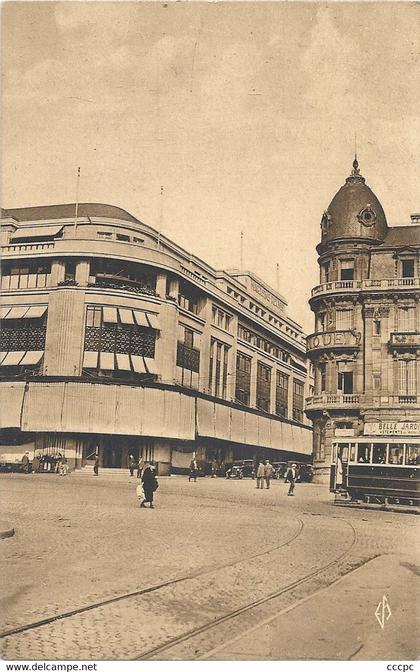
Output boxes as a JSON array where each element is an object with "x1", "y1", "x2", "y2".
[{"x1": 256, "y1": 459, "x2": 298, "y2": 495}]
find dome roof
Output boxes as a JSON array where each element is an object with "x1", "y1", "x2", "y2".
[{"x1": 321, "y1": 159, "x2": 388, "y2": 245}]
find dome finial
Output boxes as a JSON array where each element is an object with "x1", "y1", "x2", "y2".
[{"x1": 351, "y1": 133, "x2": 360, "y2": 176}]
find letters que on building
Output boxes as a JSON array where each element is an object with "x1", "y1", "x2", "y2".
[{"x1": 307, "y1": 330, "x2": 361, "y2": 350}]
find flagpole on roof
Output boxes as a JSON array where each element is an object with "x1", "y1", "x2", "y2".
[
  {"x1": 157, "y1": 185, "x2": 164, "y2": 250},
  {"x1": 240, "y1": 231, "x2": 244, "y2": 272},
  {"x1": 74, "y1": 167, "x2": 81, "y2": 236}
]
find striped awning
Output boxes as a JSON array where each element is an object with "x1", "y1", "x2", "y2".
[
  {"x1": 0, "y1": 306, "x2": 47, "y2": 320},
  {"x1": 0, "y1": 351, "x2": 26, "y2": 366},
  {"x1": 20, "y1": 351, "x2": 43, "y2": 365},
  {"x1": 131, "y1": 355, "x2": 146, "y2": 374},
  {"x1": 133, "y1": 311, "x2": 149, "y2": 327},
  {"x1": 116, "y1": 353, "x2": 131, "y2": 370},
  {"x1": 119, "y1": 308, "x2": 135, "y2": 325},
  {"x1": 144, "y1": 357, "x2": 158, "y2": 375},
  {"x1": 103, "y1": 307, "x2": 118, "y2": 323},
  {"x1": 146, "y1": 313, "x2": 159, "y2": 330},
  {"x1": 99, "y1": 307, "x2": 159, "y2": 330},
  {"x1": 10, "y1": 225, "x2": 63, "y2": 241},
  {"x1": 99, "y1": 351, "x2": 115, "y2": 370},
  {"x1": 83, "y1": 351, "x2": 99, "y2": 368}
]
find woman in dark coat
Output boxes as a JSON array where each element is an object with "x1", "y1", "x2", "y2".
[{"x1": 140, "y1": 462, "x2": 158, "y2": 508}]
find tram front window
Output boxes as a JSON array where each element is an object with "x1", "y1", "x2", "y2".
[
  {"x1": 357, "y1": 443, "x2": 371, "y2": 463},
  {"x1": 372, "y1": 444, "x2": 387, "y2": 464},
  {"x1": 405, "y1": 444, "x2": 420, "y2": 465},
  {"x1": 388, "y1": 444, "x2": 404, "y2": 465}
]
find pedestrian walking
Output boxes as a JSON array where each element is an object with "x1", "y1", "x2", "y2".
[
  {"x1": 59, "y1": 456, "x2": 69, "y2": 476},
  {"x1": 189, "y1": 458, "x2": 198, "y2": 482},
  {"x1": 93, "y1": 455, "x2": 99, "y2": 476},
  {"x1": 256, "y1": 461, "x2": 265, "y2": 489},
  {"x1": 21, "y1": 452, "x2": 30, "y2": 474},
  {"x1": 128, "y1": 454, "x2": 136, "y2": 477},
  {"x1": 285, "y1": 463, "x2": 298, "y2": 496},
  {"x1": 263, "y1": 459, "x2": 275, "y2": 489},
  {"x1": 137, "y1": 455, "x2": 144, "y2": 479},
  {"x1": 32, "y1": 453, "x2": 40, "y2": 474},
  {"x1": 140, "y1": 462, "x2": 158, "y2": 508}
]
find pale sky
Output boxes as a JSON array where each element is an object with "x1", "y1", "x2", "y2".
[{"x1": 2, "y1": 1, "x2": 419, "y2": 333}]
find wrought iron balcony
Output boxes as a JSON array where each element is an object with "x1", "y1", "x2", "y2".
[{"x1": 306, "y1": 330, "x2": 361, "y2": 354}]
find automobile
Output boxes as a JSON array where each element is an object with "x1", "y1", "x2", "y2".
[{"x1": 226, "y1": 459, "x2": 255, "y2": 479}]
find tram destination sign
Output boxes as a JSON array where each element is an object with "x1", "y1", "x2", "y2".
[{"x1": 364, "y1": 421, "x2": 420, "y2": 436}]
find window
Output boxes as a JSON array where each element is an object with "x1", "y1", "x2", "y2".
[
  {"x1": 178, "y1": 281, "x2": 200, "y2": 314},
  {"x1": 319, "y1": 362, "x2": 326, "y2": 392},
  {"x1": 396, "y1": 359, "x2": 416, "y2": 395},
  {"x1": 212, "y1": 306, "x2": 232, "y2": 332},
  {"x1": 209, "y1": 339, "x2": 230, "y2": 399},
  {"x1": 374, "y1": 319, "x2": 381, "y2": 335},
  {"x1": 337, "y1": 371, "x2": 353, "y2": 395},
  {"x1": 65, "y1": 260, "x2": 76, "y2": 282},
  {"x1": 1, "y1": 261, "x2": 51, "y2": 290},
  {"x1": 133, "y1": 237, "x2": 144, "y2": 244},
  {"x1": 116, "y1": 233, "x2": 130, "y2": 242},
  {"x1": 83, "y1": 307, "x2": 156, "y2": 372},
  {"x1": 401, "y1": 259, "x2": 415, "y2": 278},
  {"x1": 177, "y1": 328, "x2": 200, "y2": 387},
  {"x1": 398, "y1": 306, "x2": 415, "y2": 332},
  {"x1": 256, "y1": 362, "x2": 271, "y2": 412},
  {"x1": 98, "y1": 231, "x2": 112, "y2": 239},
  {"x1": 292, "y1": 380, "x2": 304, "y2": 423},
  {"x1": 405, "y1": 444, "x2": 420, "y2": 465},
  {"x1": 317, "y1": 313, "x2": 326, "y2": 332},
  {"x1": 235, "y1": 353, "x2": 251, "y2": 406},
  {"x1": 86, "y1": 306, "x2": 102, "y2": 327},
  {"x1": 340, "y1": 259, "x2": 354, "y2": 281},
  {"x1": 372, "y1": 444, "x2": 387, "y2": 464},
  {"x1": 388, "y1": 444, "x2": 404, "y2": 465},
  {"x1": 275, "y1": 371, "x2": 288, "y2": 417},
  {"x1": 322, "y1": 262, "x2": 331, "y2": 283},
  {"x1": 335, "y1": 308, "x2": 353, "y2": 330},
  {"x1": 357, "y1": 443, "x2": 371, "y2": 463}
]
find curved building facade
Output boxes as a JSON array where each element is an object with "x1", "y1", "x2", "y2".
[
  {"x1": 0, "y1": 203, "x2": 313, "y2": 472},
  {"x1": 306, "y1": 159, "x2": 420, "y2": 482}
]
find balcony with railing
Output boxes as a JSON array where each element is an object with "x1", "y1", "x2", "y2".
[
  {"x1": 87, "y1": 275, "x2": 157, "y2": 297},
  {"x1": 306, "y1": 330, "x2": 361, "y2": 354},
  {"x1": 311, "y1": 277, "x2": 420, "y2": 298},
  {"x1": 305, "y1": 393, "x2": 420, "y2": 411}
]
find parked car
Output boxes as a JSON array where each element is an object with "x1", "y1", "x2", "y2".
[
  {"x1": 226, "y1": 460, "x2": 255, "y2": 479},
  {"x1": 272, "y1": 461, "x2": 288, "y2": 479}
]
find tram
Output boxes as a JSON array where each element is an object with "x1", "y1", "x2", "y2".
[{"x1": 331, "y1": 438, "x2": 420, "y2": 507}]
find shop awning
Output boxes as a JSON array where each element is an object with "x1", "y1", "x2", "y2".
[
  {"x1": 99, "y1": 351, "x2": 115, "y2": 370},
  {"x1": 144, "y1": 357, "x2": 158, "y2": 375},
  {"x1": 131, "y1": 355, "x2": 146, "y2": 374},
  {"x1": 103, "y1": 307, "x2": 118, "y2": 323},
  {"x1": 116, "y1": 353, "x2": 131, "y2": 370},
  {"x1": 119, "y1": 308, "x2": 135, "y2": 325},
  {"x1": 0, "y1": 351, "x2": 26, "y2": 366},
  {"x1": 83, "y1": 351, "x2": 99, "y2": 368},
  {"x1": 133, "y1": 311, "x2": 149, "y2": 327},
  {"x1": 2, "y1": 307, "x2": 29, "y2": 319},
  {"x1": 10, "y1": 226, "x2": 63, "y2": 241},
  {"x1": 146, "y1": 313, "x2": 159, "y2": 330},
  {"x1": 20, "y1": 351, "x2": 43, "y2": 365},
  {"x1": 25, "y1": 306, "x2": 47, "y2": 319}
]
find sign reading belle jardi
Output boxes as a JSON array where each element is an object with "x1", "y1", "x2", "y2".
[{"x1": 364, "y1": 421, "x2": 420, "y2": 436}]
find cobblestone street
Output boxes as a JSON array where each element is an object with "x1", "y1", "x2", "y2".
[{"x1": 0, "y1": 472, "x2": 418, "y2": 660}]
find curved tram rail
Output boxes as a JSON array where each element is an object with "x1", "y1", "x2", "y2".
[{"x1": 1, "y1": 509, "x2": 363, "y2": 660}]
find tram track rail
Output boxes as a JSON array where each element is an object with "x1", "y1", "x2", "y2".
[
  {"x1": 0, "y1": 514, "x2": 305, "y2": 640},
  {"x1": 135, "y1": 515, "x2": 361, "y2": 660}
]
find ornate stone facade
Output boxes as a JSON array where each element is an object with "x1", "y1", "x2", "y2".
[{"x1": 305, "y1": 160, "x2": 420, "y2": 482}]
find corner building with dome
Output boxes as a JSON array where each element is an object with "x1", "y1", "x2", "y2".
[
  {"x1": 306, "y1": 159, "x2": 420, "y2": 483},
  {"x1": 0, "y1": 202, "x2": 313, "y2": 473}
]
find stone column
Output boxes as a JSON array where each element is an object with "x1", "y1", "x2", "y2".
[
  {"x1": 156, "y1": 272, "x2": 166, "y2": 298},
  {"x1": 75, "y1": 260, "x2": 90, "y2": 287},
  {"x1": 270, "y1": 367, "x2": 277, "y2": 415},
  {"x1": 49, "y1": 260, "x2": 65, "y2": 287},
  {"x1": 43, "y1": 287, "x2": 86, "y2": 376},
  {"x1": 250, "y1": 356, "x2": 258, "y2": 408},
  {"x1": 153, "y1": 301, "x2": 178, "y2": 384}
]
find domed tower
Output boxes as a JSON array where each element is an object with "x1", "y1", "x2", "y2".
[{"x1": 305, "y1": 158, "x2": 418, "y2": 484}]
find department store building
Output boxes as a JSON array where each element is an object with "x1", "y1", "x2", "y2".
[{"x1": 0, "y1": 203, "x2": 313, "y2": 472}]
